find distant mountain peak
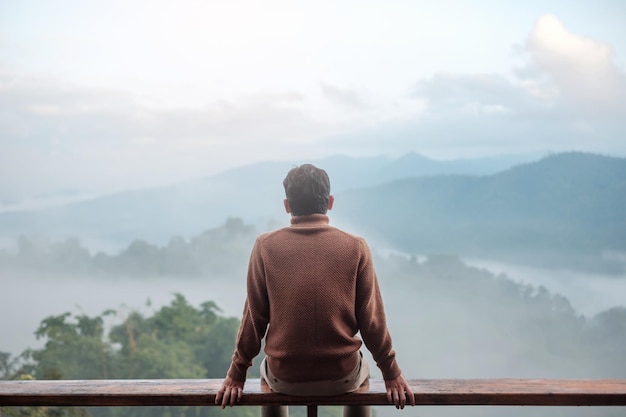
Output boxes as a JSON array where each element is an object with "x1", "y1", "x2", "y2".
[{"x1": 395, "y1": 151, "x2": 433, "y2": 162}]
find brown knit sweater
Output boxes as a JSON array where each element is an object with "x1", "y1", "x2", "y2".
[{"x1": 227, "y1": 214, "x2": 402, "y2": 383}]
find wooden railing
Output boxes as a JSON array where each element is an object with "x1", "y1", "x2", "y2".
[{"x1": 2, "y1": 378, "x2": 626, "y2": 416}]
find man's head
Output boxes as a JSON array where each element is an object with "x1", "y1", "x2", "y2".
[{"x1": 283, "y1": 164, "x2": 333, "y2": 216}]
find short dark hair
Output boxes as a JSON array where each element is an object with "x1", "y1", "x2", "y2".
[{"x1": 283, "y1": 164, "x2": 331, "y2": 216}]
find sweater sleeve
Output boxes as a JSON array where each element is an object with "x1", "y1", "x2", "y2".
[
  {"x1": 226, "y1": 238, "x2": 270, "y2": 382},
  {"x1": 355, "y1": 238, "x2": 402, "y2": 380}
]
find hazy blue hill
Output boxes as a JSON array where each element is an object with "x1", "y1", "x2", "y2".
[
  {"x1": 333, "y1": 152, "x2": 626, "y2": 271},
  {"x1": 376, "y1": 151, "x2": 535, "y2": 179},
  {"x1": 0, "y1": 161, "x2": 289, "y2": 248},
  {"x1": 0, "y1": 153, "x2": 530, "y2": 250},
  {"x1": 4, "y1": 151, "x2": 620, "y2": 272}
]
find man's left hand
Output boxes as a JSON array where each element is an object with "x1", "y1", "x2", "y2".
[
  {"x1": 215, "y1": 376, "x2": 244, "y2": 408},
  {"x1": 384, "y1": 374, "x2": 415, "y2": 409}
]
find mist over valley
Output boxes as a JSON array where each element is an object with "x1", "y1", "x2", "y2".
[
  {"x1": 2, "y1": 151, "x2": 625, "y2": 417},
  {"x1": 2, "y1": 151, "x2": 624, "y2": 272}
]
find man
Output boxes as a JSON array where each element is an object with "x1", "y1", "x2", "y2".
[{"x1": 216, "y1": 164, "x2": 414, "y2": 416}]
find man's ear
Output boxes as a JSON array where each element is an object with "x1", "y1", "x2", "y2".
[
  {"x1": 327, "y1": 195, "x2": 334, "y2": 211},
  {"x1": 284, "y1": 199, "x2": 291, "y2": 214}
]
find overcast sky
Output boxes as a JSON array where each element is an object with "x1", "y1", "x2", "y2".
[{"x1": 1, "y1": 0, "x2": 625, "y2": 200}]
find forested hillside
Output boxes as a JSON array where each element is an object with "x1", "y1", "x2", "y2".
[
  {"x1": 0, "y1": 152, "x2": 534, "y2": 251},
  {"x1": 2, "y1": 152, "x2": 621, "y2": 271},
  {"x1": 334, "y1": 152, "x2": 626, "y2": 272},
  {"x1": 2, "y1": 153, "x2": 625, "y2": 417},
  {"x1": 2, "y1": 225, "x2": 625, "y2": 417},
  {"x1": 0, "y1": 218, "x2": 255, "y2": 278}
]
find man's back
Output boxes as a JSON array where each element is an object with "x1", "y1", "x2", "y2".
[
  {"x1": 259, "y1": 214, "x2": 365, "y2": 382},
  {"x1": 217, "y1": 164, "x2": 414, "y2": 412},
  {"x1": 236, "y1": 213, "x2": 400, "y2": 383}
]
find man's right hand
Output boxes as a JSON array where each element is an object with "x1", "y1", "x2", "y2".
[
  {"x1": 384, "y1": 374, "x2": 415, "y2": 409},
  {"x1": 215, "y1": 376, "x2": 244, "y2": 409}
]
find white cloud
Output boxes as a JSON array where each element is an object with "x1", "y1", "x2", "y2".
[
  {"x1": 414, "y1": 73, "x2": 531, "y2": 115},
  {"x1": 0, "y1": 73, "x2": 351, "y2": 198},
  {"x1": 413, "y1": 12, "x2": 626, "y2": 122},
  {"x1": 320, "y1": 83, "x2": 368, "y2": 109},
  {"x1": 1, "y1": 8, "x2": 625, "y2": 199},
  {"x1": 393, "y1": 15, "x2": 626, "y2": 159},
  {"x1": 525, "y1": 15, "x2": 626, "y2": 117}
]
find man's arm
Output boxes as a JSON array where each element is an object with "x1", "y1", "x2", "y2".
[
  {"x1": 355, "y1": 238, "x2": 414, "y2": 408},
  {"x1": 215, "y1": 376, "x2": 244, "y2": 408},
  {"x1": 216, "y1": 238, "x2": 269, "y2": 406},
  {"x1": 355, "y1": 238, "x2": 400, "y2": 378}
]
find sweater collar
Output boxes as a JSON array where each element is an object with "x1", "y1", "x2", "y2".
[{"x1": 290, "y1": 213, "x2": 330, "y2": 227}]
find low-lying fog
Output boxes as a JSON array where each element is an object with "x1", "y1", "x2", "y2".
[
  {"x1": 3, "y1": 259, "x2": 625, "y2": 417},
  {"x1": 2, "y1": 260, "x2": 624, "y2": 358},
  {"x1": 1, "y1": 272, "x2": 247, "y2": 357},
  {"x1": 463, "y1": 258, "x2": 626, "y2": 317}
]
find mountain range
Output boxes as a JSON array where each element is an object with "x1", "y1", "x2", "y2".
[
  {"x1": 333, "y1": 152, "x2": 626, "y2": 272},
  {"x1": 0, "y1": 151, "x2": 624, "y2": 271},
  {"x1": 0, "y1": 152, "x2": 533, "y2": 247}
]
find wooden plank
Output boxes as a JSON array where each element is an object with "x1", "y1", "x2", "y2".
[{"x1": 1, "y1": 379, "x2": 626, "y2": 407}]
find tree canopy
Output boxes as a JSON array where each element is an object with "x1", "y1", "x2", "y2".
[{"x1": 1, "y1": 294, "x2": 255, "y2": 417}]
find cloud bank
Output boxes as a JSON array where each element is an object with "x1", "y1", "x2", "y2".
[
  {"x1": 526, "y1": 15, "x2": 626, "y2": 117},
  {"x1": 1, "y1": 15, "x2": 625, "y2": 200},
  {"x1": 334, "y1": 15, "x2": 626, "y2": 158}
]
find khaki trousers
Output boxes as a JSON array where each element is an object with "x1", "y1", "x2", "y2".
[{"x1": 259, "y1": 352, "x2": 371, "y2": 417}]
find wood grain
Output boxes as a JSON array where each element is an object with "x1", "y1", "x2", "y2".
[{"x1": 1, "y1": 379, "x2": 625, "y2": 407}]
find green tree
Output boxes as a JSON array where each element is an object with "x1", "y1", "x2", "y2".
[
  {"x1": 26, "y1": 312, "x2": 112, "y2": 380},
  {"x1": 14, "y1": 295, "x2": 261, "y2": 417},
  {"x1": 108, "y1": 295, "x2": 208, "y2": 380}
]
